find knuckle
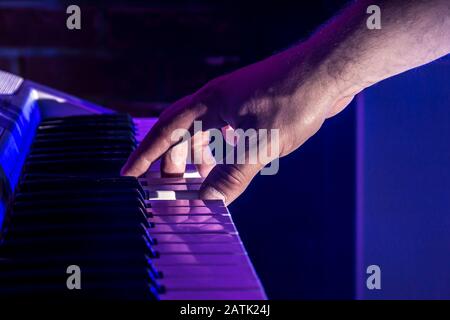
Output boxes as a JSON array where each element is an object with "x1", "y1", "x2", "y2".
[
  {"x1": 218, "y1": 164, "x2": 248, "y2": 187},
  {"x1": 197, "y1": 77, "x2": 225, "y2": 103},
  {"x1": 155, "y1": 122, "x2": 172, "y2": 140}
]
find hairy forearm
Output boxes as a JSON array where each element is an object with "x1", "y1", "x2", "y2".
[{"x1": 303, "y1": 0, "x2": 450, "y2": 97}]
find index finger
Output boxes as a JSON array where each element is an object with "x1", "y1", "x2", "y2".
[{"x1": 121, "y1": 95, "x2": 198, "y2": 177}]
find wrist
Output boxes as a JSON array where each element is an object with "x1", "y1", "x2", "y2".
[
  {"x1": 305, "y1": 39, "x2": 365, "y2": 99},
  {"x1": 287, "y1": 41, "x2": 360, "y2": 105}
]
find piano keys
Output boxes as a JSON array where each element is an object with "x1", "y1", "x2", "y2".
[{"x1": 0, "y1": 69, "x2": 266, "y2": 300}]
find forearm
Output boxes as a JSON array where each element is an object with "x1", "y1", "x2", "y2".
[{"x1": 304, "y1": 0, "x2": 450, "y2": 97}]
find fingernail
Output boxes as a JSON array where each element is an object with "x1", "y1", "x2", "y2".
[{"x1": 200, "y1": 185, "x2": 226, "y2": 203}]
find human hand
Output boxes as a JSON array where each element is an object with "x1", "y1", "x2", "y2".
[{"x1": 121, "y1": 44, "x2": 358, "y2": 204}]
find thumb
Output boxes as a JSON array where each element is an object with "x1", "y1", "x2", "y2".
[{"x1": 199, "y1": 163, "x2": 262, "y2": 205}]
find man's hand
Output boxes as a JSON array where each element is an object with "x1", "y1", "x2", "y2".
[
  {"x1": 121, "y1": 44, "x2": 357, "y2": 204},
  {"x1": 121, "y1": 0, "x2": 449, "y2": 204}
]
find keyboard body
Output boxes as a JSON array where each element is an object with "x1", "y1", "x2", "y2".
[{"x1": 0, "y1": 69, "x2": 266, "y2": 300}]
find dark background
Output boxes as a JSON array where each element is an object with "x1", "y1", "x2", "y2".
[{"x1": 0, "y1": 0, "x2": 356, "y2": 299}]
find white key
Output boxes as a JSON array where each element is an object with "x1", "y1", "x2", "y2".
[{"x1": 151, "y1": 215, "x2": 232, "y2": 224}]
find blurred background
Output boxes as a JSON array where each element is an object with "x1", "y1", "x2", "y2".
[{"x1": 0, "y1": 0, "x2": 349, "y2": 115}]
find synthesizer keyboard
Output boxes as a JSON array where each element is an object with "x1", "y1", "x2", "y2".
[{"x1": 0, "y1": 69, "x2": 266, "y2": 300}]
